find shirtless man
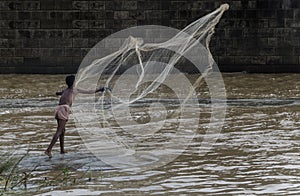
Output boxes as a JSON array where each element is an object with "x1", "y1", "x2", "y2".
[{"x1": 45, "y1": 75, "x2": 106, "y2": 158}]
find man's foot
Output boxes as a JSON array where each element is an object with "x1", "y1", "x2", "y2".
[
  {"x1": 45, "y1": 150, "x2": 52, "y2": 158},
  {"x1": 60, "y1": 151, "x2": 67, "y2": 154}
]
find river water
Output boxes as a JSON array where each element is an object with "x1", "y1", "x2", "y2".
[{"x1": 0, "y1": 74, "x2": 299, "y2": 195}]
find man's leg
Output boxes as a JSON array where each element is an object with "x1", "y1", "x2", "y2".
[
  {"x1": 59, "y1": 128, "x2": 66, "y2": 154},
  {"x1": 45, "y1": 119, "x2": 67, "y2": 157}
]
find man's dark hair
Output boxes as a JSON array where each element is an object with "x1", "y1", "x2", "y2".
[{"x1": 66, "y1": 75, "x2": 75, "y2": 88}]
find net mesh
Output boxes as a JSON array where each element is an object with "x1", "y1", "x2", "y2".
[{"x1": 75, "y1": 4, "x2": 229, "y2": 103}]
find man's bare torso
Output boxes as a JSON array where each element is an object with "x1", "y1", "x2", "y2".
[{"x1": 59, "y1": 88, "x2": 76, "y2": 107}]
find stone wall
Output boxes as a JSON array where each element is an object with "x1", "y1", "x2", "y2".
[{"x1": 0, "y1": 0, "x2": 299, "y2": 73}]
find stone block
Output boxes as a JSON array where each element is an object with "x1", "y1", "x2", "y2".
[
  {"x1": 0, "y1": 39, "x2": 8, "y2": 47},
  {"x1": 89, "y1": 1, "x2": 105, "y2": 10},
  {"x1": 39, "y1": 39, "x2": 72, "y2": 48},
  {"x1": 24, "y1": 20, "x2": 40, "y2": 28},
  {"x1": 0, "y1": 1, "x2": 11, "y2": 11},
  {"x1": 269, "y1": 18, "x2": 285, "y2": 27},
  {"x1": 15, "y1": 48, "x2": 40, "y2": 57},
  {"x1": 229, "y1": 1, "x2": 242, "y2": 10},
  {"x1": 268, "y1": 38, "x2": 279, "y2": 46},
  {"x1": 73, "y1": 57, "x2": 83, "y2": 65},
  {"x1": 23, "y1": 1, "x2": 40, "y2": 10},
  {"x1": 63, "y1": 11, "x2": 80, "y2": 20},
  {"x1": 285, "y1": 19, "x2": 300, "y2": 27},
  {"x1": 18, "y1": 12, "x2": 31, "y2": 20},
  {"x1": 8, "y1": 57, "x2": 23, "y2": 66},
  {"x1": 257, "y1": 0, "x2": 281, "y2": 9},
  {"x1": 49, "y1": 48, "x2": 64, "y2": 56},
  {"x1": 80, "y1": 48, "x2": 89, "y2": 57},
  {"x1": 282, "y1": 55, "x2": 298, "y2": 64},
  {"x1": 294, "y1": 47, "x2": 300, "y2": 55},
  {"x1": 93, "y1": 11, "x2": 106, "y2": 19},
  {"x1": 235, "y1": 56, "x2": 266, "y2": 65},
  {"x1": 0, "y1": 11, "x2": 17, "y2": 19},
  {"x1": 0, "y1": 20, "x2": 9, "y2": 29},
  {"x1": 257, "y1": 10, "x2": 277, "y2": 18},
  {"x1": 73, "y1": 1, "x2": 89, "y2": 10},
  {"x1": 23, "y1": 57, "x2": 41, "y2": 65},
  {"x1": 39, "y1": 48, "x2": 50, "y2": 56},
  {"x1": 90, "y1": 20, "x2": 105, "y2": 28},
  {"x1": 145, "y1": 10, "x2": 162, "y2": 19},
  {"x1": 122, "y1": 1, "x2": 137, "y2": 10},
  {"x1": 257, "y1": 28, "x2": 275, "y2": 37},
  {"x1": 277, "y1": 10, "x2": 294, "y2": 18},
  {"x1": 122, "y1": 20, "x2": 137, "y2": 28},
  {"x1": 291, "y1": 0, "x2": 300, "y2": 8},
  {"x1": 48, "y1": 30, "x2": 63, "y2": 38},
  {"x1": 0, "y1": 48, "x2": 14, "y2": 57},
  {"x1": 179, "y1": 10, "x2": 192, "y2": 19},
  {"x1": 170, "y1": 20, "x2": 187, "y2": 29},
  {"x1": 259, "y1": 47, "x2": 276, "y2": 56},
  {"x1": 55, "y1": 0, "x2": 73, "y2": 10},
  {"x1": 17, "y1": 30, "x2": 31, "y2": 38},
  {"x1": 79, "y1": 12, "x2": 96, "y2": 20},
  {"x1": 23, "y1": 38, "x2": 39, "y2": 48},
  {"x1": 41, "y1": 56, "x2": 73, "y2": 66},
  {"x1": 64, "y1": 48, "x2": 82, "y2": 57},
  {"x1": 202, "y1": 1, "x2": 216, "y2": 11},
  {"x1": 170, "y1": 1, "x2": 188, "y2": 10},
  {"x1": 73, "y1": 20, "x2": 89, "y2": 28},
  {"x1": 244, "y1": 10, "x2": 257, "y2": 18},
  {"x1": 267, "y1": 56, "x2": 282, "y2": 64},
  {"x1": 219, "y1": 56, "x2": 235, "y2": 65},
  {"x1": 40, "y1": 20, "x2": 56, "y2": 28},
  {"x1": 226, "y1": 10, "x2": 245, "y2": 18},
  {"x1": 294, "y1": 9, "x2": 300, "y2": 18},
  {"x1": 105, "y1": 1, "x2": 116, "y2": 10},
  {"x1": 114, "y1": 11, "x2": 129, "y2": 19},
  {"x1": 211, "y1": 47, "x2": 226, "y2": 56},
  {"x1": 55, "y1": 20, "x2": 73, "y2": 28},
  {"x1": 276, "y1": 46, "x2": 294, "y2": 56},
  {"x1": 32, "y1": 30, "x2": 48, "y2": 38},
  {"x1": 41, "y1": 0, "x2": 55, "y2": 10},
  {"x1": 49, "y1": 11, "x2": 63, "y2": 19},
  {"x1": 104, "y1": 19, "x2": 115, "y2": 29},
  {"x1": 0, "y1": 58, "x2": 8, "y2": 65},
  {"x1": 6, "y1": 1, "x2": 23, "y2": 10},
  {"x1": 31, "y1": 11, "x2": 48, "y2": 20},
  {"x1": 0, "y1": 30, "x2": 17, "y2": 38},
  {"x1": 129, "y1": 10, "x2": 145, "y2": 20},
  {"x1": 8, "y1": 21, "x2": 24, "y2": 29},
  {"x1": 225, "y1": 29, "x2": 243, "y2": 37},
  {"x1": 247, "y1": 0, "x2": 257, "y2": 9},
  {"x1": 64, "y1": 29, "x2": 81, "y2": 38},
  {"x1": 73, "y1": 38, "x2": 89, "y2": 48},
  {"x1": 188, "y1": 1, "x2": 203, "y2": 10},
  {"x1": 81, "y1": 29, "x2": 112, "y2": 39},
  {"x1": 137, "y1": 0, "x2": 161, "y2": 10}
]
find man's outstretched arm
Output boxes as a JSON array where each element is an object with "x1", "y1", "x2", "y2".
[{"x1": 76, "y1": 87, "x2": 107, "y2": 94}]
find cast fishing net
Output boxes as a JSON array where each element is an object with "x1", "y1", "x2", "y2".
[{"x1": 73, "y1": 4, "x2": 229, "y2": 171}]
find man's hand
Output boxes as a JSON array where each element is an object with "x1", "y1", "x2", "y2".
[
  {"x1": 56, "y1": 91, "x2": 63, "y2": 96},
  {"x1": 97, "y1": 87, "x2": 112, "y2": 92}
]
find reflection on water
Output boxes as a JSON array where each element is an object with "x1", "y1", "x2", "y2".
[{"x1": 0, "y1": 74, "x2": 299, "y2": 195}]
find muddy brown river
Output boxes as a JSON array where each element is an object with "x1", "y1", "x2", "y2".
[{"x1": 0, "y1": 74, "x2": 299, "y2": 195}]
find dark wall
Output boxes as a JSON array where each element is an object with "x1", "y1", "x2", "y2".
[{"x1": 0, "y1": 0, "x2": 299, "y2": 73}]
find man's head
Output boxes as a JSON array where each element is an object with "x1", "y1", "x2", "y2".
[{"x1": 66, "y1": 75, "x2": 75, "y2": 88}]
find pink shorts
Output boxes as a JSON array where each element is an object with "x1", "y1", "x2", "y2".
[{"x1": 55, "y1": 105, "x2": 71, "y2": 121}]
